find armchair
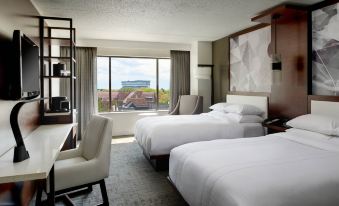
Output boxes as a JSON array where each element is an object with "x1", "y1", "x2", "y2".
[
  {"x1": 49, "y1": 115, "x2": 112, "y2": 205},
  {"x1": 169, "y1": 95, "x2": 203, "y2": 115}
]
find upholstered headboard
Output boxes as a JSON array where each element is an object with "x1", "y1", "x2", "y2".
[
  {"x1": 226, "y1": 94, "x2": 268, "y2": 118},
  {"x1": 308, "y1": 95, "x2": 339, "y2": 118},
  {"x1": 310, "y1": 100, "x2": 339, "y2": 118}
]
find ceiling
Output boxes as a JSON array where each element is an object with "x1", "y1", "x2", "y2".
[{"x1": 31, "y1": 0, "x2": 321, "y2": 43}]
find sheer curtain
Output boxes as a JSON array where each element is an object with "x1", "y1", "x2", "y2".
[
  {"x1": 169, "y1": 50, "x2": 190, "y2": 112},
  {"x1": 60, "y1": 47, "x2": 97, "y2": 139}
]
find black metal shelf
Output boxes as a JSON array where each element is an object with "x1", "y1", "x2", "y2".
[
  {"x1": 43, "y1": 76, "x2": 76, "y2": 79},
  {"x1": 43, "y1": 56, "x2": 76, "y2": 63},
  {"x1": 39, "y1": 16, "x2": 77, "y2": 125},
  {"x1": 43, "y1": 37, "x2": 75, "y2": 46},
  {"x1": 49, "y1": 26, "x2": 75, "y2": 30}
]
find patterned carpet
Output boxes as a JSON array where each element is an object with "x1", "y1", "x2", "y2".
[{"x1": 53, "y1": 137, "x2": 188, "y2": 206}]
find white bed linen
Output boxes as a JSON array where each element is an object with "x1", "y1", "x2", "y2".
[
  {"x1": 135, "y1": 114, "x2": 264, "y2": 156},
  {"x1": 169, "y1": 132, "x2": 339, "y2": 206}
]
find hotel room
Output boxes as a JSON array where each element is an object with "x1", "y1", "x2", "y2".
[{"x1": 0, "y1": 0, "x2": 339, "y2": 205}]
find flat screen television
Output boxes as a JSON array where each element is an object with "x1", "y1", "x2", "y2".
[{"x1": 9, "y1": 30, "x2": 40, "y2": 100}]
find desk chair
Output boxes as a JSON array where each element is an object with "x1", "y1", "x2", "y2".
[
  {"x1": 47, "y1": 115, "x2": 112, "y2": 205},
  {"x1": 169, "y1": 95, "x2": 203, "y2": 115}
]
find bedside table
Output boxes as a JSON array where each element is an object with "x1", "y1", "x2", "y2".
[{"x1": 262, "y1": 119, "x2": 291, "y2": 134}]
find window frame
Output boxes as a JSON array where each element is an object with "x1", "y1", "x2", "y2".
[{"x1": 97, "y1": 55, "x2": 170, "y2": 113}]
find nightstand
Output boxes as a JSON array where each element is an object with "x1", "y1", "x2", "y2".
[{"x1": 262, "y1": 119, "x2": 291, "y2": 134}]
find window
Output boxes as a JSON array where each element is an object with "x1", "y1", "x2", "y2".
[{"x1": 97, "y1": 57, "x2": 170, "y2": 112}]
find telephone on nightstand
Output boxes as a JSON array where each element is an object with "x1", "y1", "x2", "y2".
[{"x1": 263, "y1": 118, "x2": 290, "y2": 128}]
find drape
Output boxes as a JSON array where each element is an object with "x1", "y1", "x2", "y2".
[
  {"x1": 60, "y1": 47, "x2": 97, "y2": 139},
  {"x1": 169, "y1": 50, "x2": 190, "y2": 112}
]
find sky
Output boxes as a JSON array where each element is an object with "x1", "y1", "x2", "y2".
[{"x1": 97, "y1": 57, "x2": 170, "y2": 90}]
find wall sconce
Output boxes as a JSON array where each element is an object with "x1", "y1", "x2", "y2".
[
  {"x1": 271, "y1": 14, "x2": 282, "y2": 83},
  {"x1": 272, "y1": 53, "x2": 282, "y2": 83}
]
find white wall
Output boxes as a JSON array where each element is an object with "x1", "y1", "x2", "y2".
[
  {"x1": 196, "y1": 67, "x2": 212, "y2": 112},
  {"x1": 198, "y1": 42, "x2": 213, "y2": 65},
  {"x1": 0, "y1": 0, "x2": 40, "y2": 38},
  {"x1": 77, "y1": 39, "x2": 191, "y2": 58},
  {"x1": 190, "y1": 41, "x2": 213, "y2": 111},
  {"x1": 100, "y1": 110, "x2": 168, "y2": 136},
  {"x1": 190, "y1": 42, "x2": 199, "y2": 95},
  {"x1": 0, "y1": 0, "x2": 41, "y2": 156}
]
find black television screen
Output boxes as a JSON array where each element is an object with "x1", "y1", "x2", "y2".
[
  {"x1": 21, "y1": 35, "x2": 40, "y2": 98},
  {"x1": 10, "y1": 30, "x2": 40, "y2": 100}
]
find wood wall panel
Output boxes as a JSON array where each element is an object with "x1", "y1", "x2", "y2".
[
  {"x1": 269, "y1": 10, "x2": 308, "y2": 118},
  {"x1": 252, "y1": 5, "x2": 309, "y2": 119}
]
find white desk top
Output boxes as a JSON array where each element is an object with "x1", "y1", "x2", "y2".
[{"x1": 0, "y1": 124, "x2": 73, "y2": 183}]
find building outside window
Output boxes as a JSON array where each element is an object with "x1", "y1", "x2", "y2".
[{"x1": 97, "y1": 57, "x2": 170, "y2": 112}]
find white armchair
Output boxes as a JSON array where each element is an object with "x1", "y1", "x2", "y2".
[
  {"x1": 169, "y1": 95, "x2": 203, "y2": 115},
  {"x1": 53, "y1": 115, "x2": 112, "y2": 205}
]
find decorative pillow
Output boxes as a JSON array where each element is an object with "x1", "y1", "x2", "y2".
[
  {"x1": 286, "y1": 114, "x2": 339, "y2": 136},
  {"x1": 209, "y1": 102, "x2": 232, "y2": 112},
  {"x1": 223, "y1": 104, "x2": 264, "y2": 116},
  {"x1": 225, "y1": 113, "x2": 264, "y2": 123}
]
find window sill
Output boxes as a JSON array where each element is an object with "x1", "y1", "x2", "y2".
[{"x1": 98, "y1": 110, "x2": 169, "y2": 115}]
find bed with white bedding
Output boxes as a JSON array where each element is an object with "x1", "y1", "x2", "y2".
[
  {"x1": 134, "y1": 95, "x2": 267, "y2": 159},
  {"x1": 169, "y1": 130, "x2": 339, "y2": 206},
  {"x1": 169, "y1": 100, "x2": 339, "y2": 206},
  {"x1": 135, "y1": 113, "x2": 264, "y2": 156}
]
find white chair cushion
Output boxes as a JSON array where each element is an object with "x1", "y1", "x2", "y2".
[
  {"x1": 55, "y1": 157, "x2": 87, "y2": 168},
  {"x1": 55, "y1": 159, "x2": 106, "y2": 191}
]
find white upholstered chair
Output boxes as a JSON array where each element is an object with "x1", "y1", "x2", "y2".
[
  {"x1": 169, "y1": 95, "x2": 203, "y2": 115},
  {"x1": 54, "y1": 115, "x2": 112, "y2": 205}
]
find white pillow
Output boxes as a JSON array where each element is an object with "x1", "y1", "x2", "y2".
[
  {"x1": 224, "y1": 104, "x2": 264, "y2": 116},
  {"x1": 207, "y1": 110, "x2": 232, "y2": 121},
  {"x1": 286, "y1": 114, "x2": 339, "y2": 136},
  {"x1": 209, "y1": 102, "x2": 232, "y2": 112},
  {"x1": 225, "y1": 113, "x2": 264, "y2": 123}
]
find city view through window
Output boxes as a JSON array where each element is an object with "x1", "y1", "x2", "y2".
[{"x1": 97, "y1": 57, "x2": 170, "y2": 112}]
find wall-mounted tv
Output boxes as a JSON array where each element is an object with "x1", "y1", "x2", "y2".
[{"x1": 8, "y1": 30, "x2": 40, "y2": 100}]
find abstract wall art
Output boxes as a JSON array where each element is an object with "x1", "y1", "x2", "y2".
[
  {"x1": 312, "y1": 2, "x2": 339, "y2": 96},
  {"x1": 229, "y1": 26, "x2": 271, "y2": 93}
]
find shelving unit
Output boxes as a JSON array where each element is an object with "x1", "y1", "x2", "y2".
[{"x1": 38, "y1": 16, "x2": 77, "y2": 125}]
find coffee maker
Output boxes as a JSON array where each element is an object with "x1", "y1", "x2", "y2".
[{"x1": 50, "y1": 96, "x2": 70, "y2": 112}]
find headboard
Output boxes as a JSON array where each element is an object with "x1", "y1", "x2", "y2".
[
  {"x1": 310, "y1": 101, "x2": 339, "y2": 118},
  {"x1": 308, "y1": 95, "x2": 339, "y2": 118},
  {"x1": 226, "y1": 94, "x2": 268, "y2": 118}
]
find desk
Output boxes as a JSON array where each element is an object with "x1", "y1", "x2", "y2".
[{"x1": 0, "y1": 124, "x2": 73, "y2": 205}]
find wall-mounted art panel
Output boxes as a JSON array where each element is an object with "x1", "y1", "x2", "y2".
[
  {"x1": 230, "y1": 26, "x2": 271, "y2": 93},
  {"x1": 312, "y1": 2, "x2": 339, "y2": 96}
]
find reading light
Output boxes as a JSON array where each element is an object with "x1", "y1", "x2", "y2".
[{"x1": 271, "y1": 14, "x2": 282, "y2": 83}]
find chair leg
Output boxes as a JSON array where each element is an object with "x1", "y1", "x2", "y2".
[
  {"x1": 88, "y1": 185, "x2": 93, "y2": 192},
  {"x1": 35, "y1": 182, "x2": 43, "y2": 206},
  {"x1": 61, "y1": 194, "x2": 75, "y2": 206},
  {"x1": 99, "y1": 179, "x2": 109, "y2": 206}
]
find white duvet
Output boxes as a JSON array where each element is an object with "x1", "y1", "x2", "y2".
[
  {"x1": 169, "y1": 129, "x2": 339, "y2": 206},
  {"x1": 135, "y1": 113, "x2": 264, "y2": 156}
]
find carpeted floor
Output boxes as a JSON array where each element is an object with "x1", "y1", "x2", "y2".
[{"x1": 52, "y1": 137, "x2": 188, "y2": 206}]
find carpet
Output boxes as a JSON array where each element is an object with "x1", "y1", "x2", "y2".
[{"x1": 52, "y1": 137, "x2": 188, "y2": 206}]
